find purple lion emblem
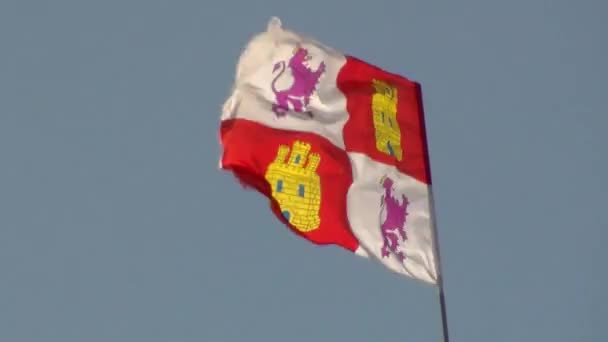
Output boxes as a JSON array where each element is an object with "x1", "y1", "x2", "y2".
[
  {"x1": 270, "y1": 46, "x2": 326, "y2": 117},
  {"x1": 380, "y1": 176, "x2": 409, "y2": 261}
]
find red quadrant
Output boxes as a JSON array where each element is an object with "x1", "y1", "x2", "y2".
[
  {"x1": 338, "y1": 56, "x2": 431, "y2": 185},
  {"x1": 220, "y1": 118, "x2": 360, "y2": 252}
]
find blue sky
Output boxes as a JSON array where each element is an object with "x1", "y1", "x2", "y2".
[{"x1": 1, "y1": 1, "x2": 606, "y2": 341}]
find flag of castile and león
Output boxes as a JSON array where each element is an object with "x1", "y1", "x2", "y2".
[{"x1": 219, "y1": 17, "x2": 440, "y2": 285}]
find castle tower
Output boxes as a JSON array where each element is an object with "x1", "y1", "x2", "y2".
[
  {"x1": 305, "y1": 153, "x2": 320, "y2": 172},
  {"x1": 274, "y1": 145, "x2": 290, "y2": 163},
  {"x1": 288, "y1": 140, "x2": 311, "y2": 166}
]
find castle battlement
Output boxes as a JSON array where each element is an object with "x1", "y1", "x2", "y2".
[
  {"x1": 267, "y1": 164, "x2": 316, "y2": 177},
  {"x1": 269, "y1": 141, "x2": 320, "y2": 173},
  {"x1": 372, "y1": 79, "x2": 397, "y2": 101}
]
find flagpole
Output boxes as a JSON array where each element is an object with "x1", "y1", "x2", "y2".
[
  {"x1": 428, "y1": 186, "x2": 450, "y2": 342},
  {"x1": 416, "y1": 84, "x2": 450, "y2": 342},
  {"x1": 431, "y1": 189, "x2": 450, "y2": 342},
  {"x1": 438, "y1": 286, "x2": 450, "y2": 342}
]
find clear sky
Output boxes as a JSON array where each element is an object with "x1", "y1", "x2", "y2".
[{"x1": 1, "y1": 1, "x2": 606, "y2": 341}]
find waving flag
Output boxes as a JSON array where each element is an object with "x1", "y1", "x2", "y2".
[{"x1": 219, "y1": 17, "x2": 439, "y2": 285}]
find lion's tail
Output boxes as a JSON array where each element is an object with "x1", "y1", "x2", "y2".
[{"x1": 271, "y1": 61, "x2": 285, "y2": 94}]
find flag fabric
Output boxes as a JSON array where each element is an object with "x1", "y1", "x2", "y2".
[{"x1": 219, "y1": 17, "x2": 439, "y2": 285}]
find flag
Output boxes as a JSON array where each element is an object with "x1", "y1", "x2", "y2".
[{"x1": 219, "y1": 17, "x2": 439, "y2": 285}]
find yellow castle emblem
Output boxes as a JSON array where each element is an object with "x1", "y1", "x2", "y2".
[
  {"x1": 264, "y1": 140, "x2": 321, "y2": 232},
  {"x1": 371, "y1": 79, "x2": 403, "y2": 161}
]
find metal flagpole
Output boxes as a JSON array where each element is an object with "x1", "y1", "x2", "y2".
[
  {"x1": 429, "y1": 186, "x2": 450, "y2": 342},
  {"x1": 416, "y1": 84, "x2": 450, "y2": 342}
]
